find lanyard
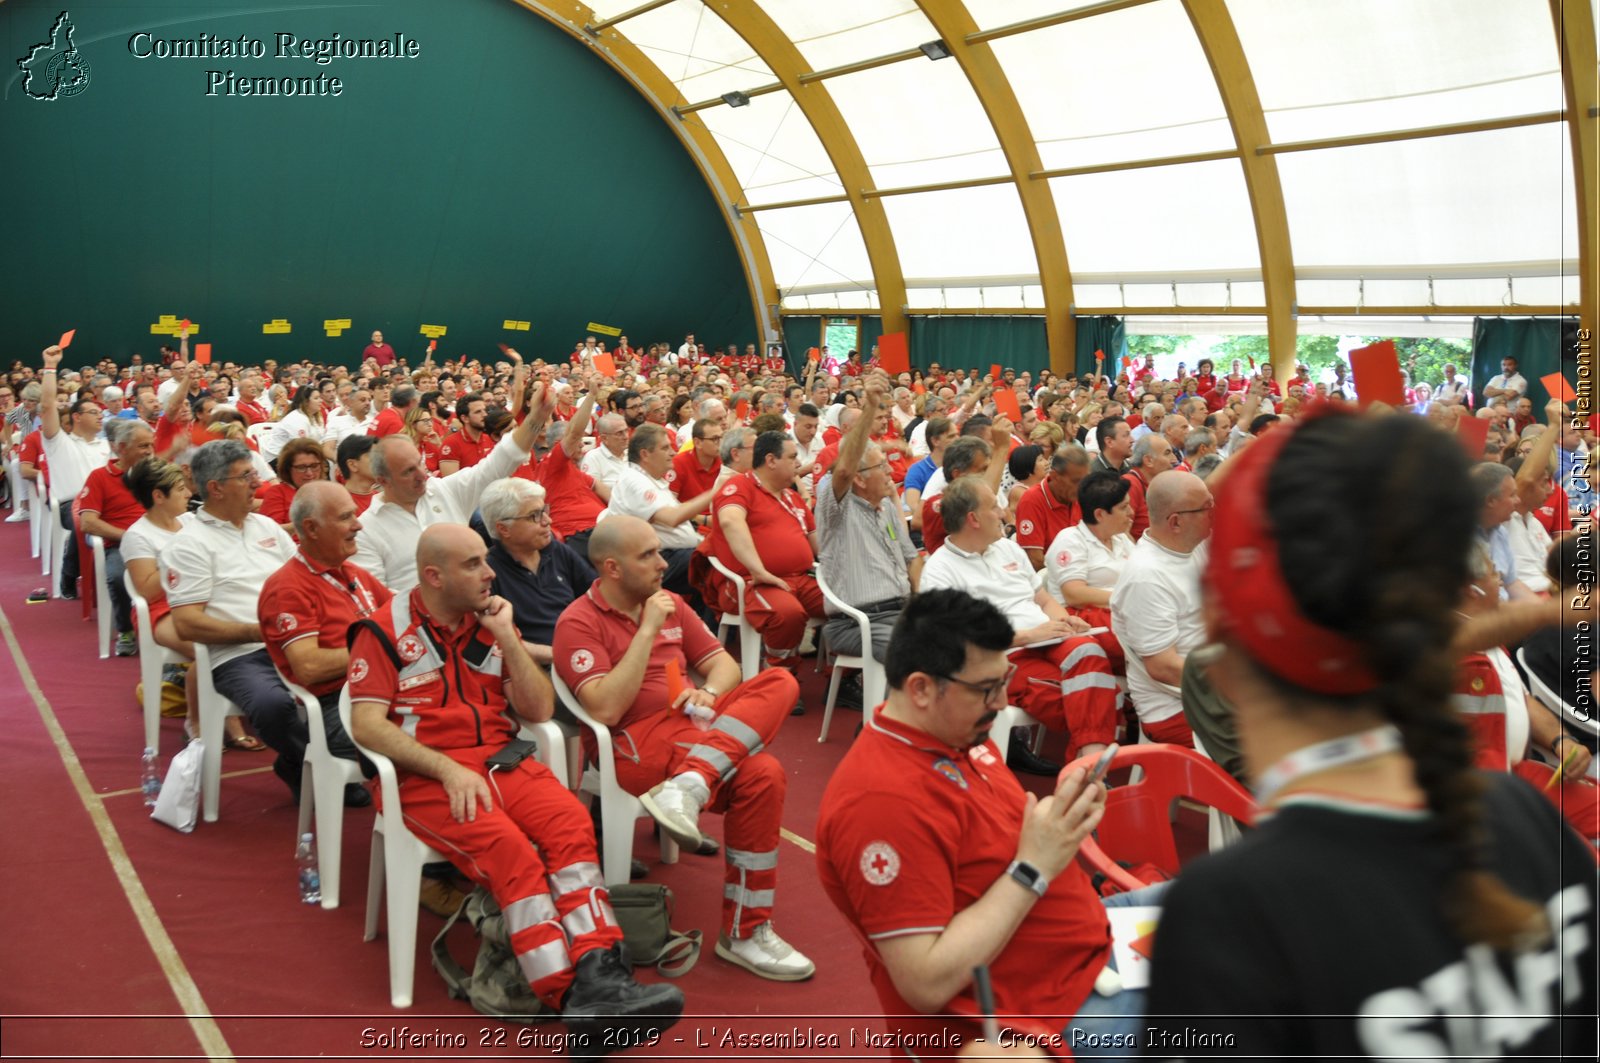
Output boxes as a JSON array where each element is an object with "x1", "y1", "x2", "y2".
[
  {"x1": 1253, "y1": 724, "x2": 1404, "y2": 805},
  {"x1": 302, "y1": 555, "x2": 379, "y2": 618}
]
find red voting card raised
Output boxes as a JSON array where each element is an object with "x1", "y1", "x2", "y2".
[
  {"x1": 1540, "y1": 373, "x2": 1575, "y2": 403},
  {"x1": 990, "y1": 364, "x2": 1003, "y2": 382},
  {"x1": 193, "y1": 343, "x2": 212, "y2": 365},
  {"x1": 992, "y1": 389, "x2": 1022, "y2": 423},
  {"x1": 806, "y1": 347, "x2": 820, "y2": 363},
  {"x1": 878, "y1": 332, "x2": 909, "y2": 375},
  {"x1": 497, "y1": 343, "x2": 510, "y2": 354},
  {"x1": 593, "y1": 353, "x2": 617, "y2": 378},
  {"x1": 735, "y1": 399, "x2": 750, "y2": 422},
  {"x1": 58, "y1": 329, "x2": 75, "y2": 350},
  {"x1": 1456, "y1": 414, "x2": 1489, "y2": 458},
  {"x1": 427, "y1": 339, "x2": 437, "y2": 353},
  {"x1": 1095, "y1": 349, "x2": 1105, "y2": 362},
  {"x1": 181, "y1": 318, "x2": 191, "y2": 333},
  {"x1": 1347, "y1": 340, "x2": 1405, "y2": 409}
]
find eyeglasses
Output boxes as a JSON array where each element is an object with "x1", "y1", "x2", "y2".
[
  {"x1": 217, "y1": 471, "x2": 261, "y2": 484},
  {"x1": 1173, "y1": 500, "x2": 1215, "y2": 516},
  {"x1": 858, "y1": 461, "x2": 889, "y2": 474},
  {"x1": 935, "y1": 664, "x2": 1017, "y2": 706},
  {"x1": 510, "y1": 508, "x2": 551, "y2": 524},
  {"x1": 700, "y1": 434, "x2": 723, "y2": 444},
  {"x1": 289, "y1": 463, "x2": 323, "y2": 474}
]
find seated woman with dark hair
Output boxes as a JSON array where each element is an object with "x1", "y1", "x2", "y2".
[
  {"x1": 1044, "y1": 470, "x2": 1134, "y2": 672},
  {"x1": 121, "y1": 456, "x2": 263, "y2": 751},
  {"x1": 1146, "y1": 410, "x2": 1596, "y2": 1060}
]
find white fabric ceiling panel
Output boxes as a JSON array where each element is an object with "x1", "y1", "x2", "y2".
[
  {"x1": 827, "y1": 58, "x2": 1008, "y2": 188},
  {"x1": 968, "y1": 0, "x2": 1114, "y2": 33},
  {"x1": 882, "y1": 184, "x2": 1038, "y2": 280},
  {"x1": 756, "y1": 200, "x2": 876, "y2": 295},
  {"x1": 1229, "y1": 0, "x2": 1563, "y2": 143},
  {"x1": 624, "y1": 1, "x2": 772, "y2": 101},
  {"x1": 1275, "y1": 124, "x2": 1576, "y2": 268},
  {"x1": 756, "y1": 0, "x2": 937, "y2": 72},
  {"x1": 994, "y1": 0, "x2": 1235, "y2": 171},
  {"x1": 693, "y1": 92, "x2": 844, "y2": 204},
  {"x1": 1051, "y1": 159, "x2": 1261, "y2": 276}
]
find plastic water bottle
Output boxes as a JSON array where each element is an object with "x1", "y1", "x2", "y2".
[
  {"x1": 140, "y1": 747, "x2": 161, "y2": 808},
  {"x1": 295, "y1": 833, "x2": 321, "y2": 905},
  {"x1": 685, "y1": 703, "x2": 716, "y2": 731}
]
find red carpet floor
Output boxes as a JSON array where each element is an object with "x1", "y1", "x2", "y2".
[{"x1": 0, "y1": 515, "x2": 923, "y2": 1062}]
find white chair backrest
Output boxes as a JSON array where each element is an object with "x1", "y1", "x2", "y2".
[{"x1": 247, "y1": 421, "x2": 274, "y2": 445}]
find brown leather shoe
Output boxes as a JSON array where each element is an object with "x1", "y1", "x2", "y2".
[{"x1": 418, "y1": 876, "x2": 468, "y2": 917}]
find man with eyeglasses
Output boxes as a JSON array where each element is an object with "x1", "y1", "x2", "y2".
[
  {"x1": 671, "y1": 417, "x2": 723, "y2": 505},
  {"x1": 1109, "y1": 470, "x2": 1214, "y2": 747},
  {"x1": 480, "y1": 478, "x2": 594, "y2": 665},
  {"x1": 921, "y1": 476, "x2": 1118, "y2": 773},
  {"x1": 37, "y1": 345, "x2": 112, "y2": 597},
  {"x1": 818, "y1": 589, "x2": 1154, "y2": 1053},
  {"x1": 609, "y1": 389, "x2": 646, "y2": 431},
  {"x1": 164, "y1": 440, "x2": 309, "y2": 801}
]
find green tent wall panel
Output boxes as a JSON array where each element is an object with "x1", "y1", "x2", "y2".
[{"x1": 0, "y1": 0, "x2": 754, "y2": 365}]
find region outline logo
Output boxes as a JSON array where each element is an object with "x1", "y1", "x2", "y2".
[{"x1": 18, "y1": 10, "x2": 91, "y2": 101}]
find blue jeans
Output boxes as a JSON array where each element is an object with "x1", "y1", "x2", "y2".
[{"x1": 1064, "y1": 881, "x2": 1171, "y2": 1058}]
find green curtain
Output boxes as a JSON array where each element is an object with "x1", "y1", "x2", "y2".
[
  {"x1": 778, "y1": 317, "x2": 824, "y2": 376},
  {"x1": 906, "y1": 317, "x2": 1048, "y2": 373},
  {"x1": 1470, "y1": 317, "x2": 1580, "y2": 409},
  {"x1": 859, "y1": 316, "x2": 885, "y2": 363},
  {"x1": 1074, "y1": 315, "x2": 1127, "y2": 379}
]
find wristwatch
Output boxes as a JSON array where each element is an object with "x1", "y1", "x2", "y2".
[{"x1": 1006, "y1": 859, "x2": 1050, "y2": 898}]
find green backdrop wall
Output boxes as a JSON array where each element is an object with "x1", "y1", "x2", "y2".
[{"x1": 0, "y1": 0, "x2": 754, "y2": 368}]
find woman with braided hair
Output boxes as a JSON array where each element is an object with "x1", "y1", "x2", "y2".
[{"x1": 1145, "y1": 410, "x2": 1595, "y2": 1060}]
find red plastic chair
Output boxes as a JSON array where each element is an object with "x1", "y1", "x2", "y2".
[{"x1": 1070, "y1": 744, "x2": 1256, "y2": 892}]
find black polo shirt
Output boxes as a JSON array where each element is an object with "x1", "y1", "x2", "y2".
[{"x1": 486, "y1": 540, "x2": 595, "y2": 647}]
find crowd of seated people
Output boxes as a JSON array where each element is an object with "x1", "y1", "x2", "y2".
[{"x1": 3, "y1": 329, "x2": 1596, "y2": 1054}]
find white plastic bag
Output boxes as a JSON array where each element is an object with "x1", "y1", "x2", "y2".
[{"x1": 151, "y1": 739, "x2": 204, "y2": 833}]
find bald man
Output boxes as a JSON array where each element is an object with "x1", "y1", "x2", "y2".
[
  {"x1": 348, "y1": 524, "x2": 683, "y2": 1038},
  {"x1": 1110, "y1": 471, "x2": 1214, "y2": 746},
  {"x1": 554, "y1": 515, "x2": 815, "y2": 982}
]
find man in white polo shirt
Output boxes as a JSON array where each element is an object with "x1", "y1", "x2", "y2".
[
  {"x1": 598, "y1": 422, "x2": 719, "y2": 601},
  {"x1": 1109, "y1": 470, "x2": 1213, "y2": 747},
  {"x1": 353, "y1": 375, "x2": 549, "y2": 593},
  {"x1": 37, "y1": 344, "x2": 111, "y2": 598},
  {"x1": 580, "y1": 413, "x2": 631, "y2": 492},
  {"x1": 163, "y1": 439, "x2": 368, "y2": 804},
  {"x1": 1481, "y1": 356, "x2": 1529, "y2": 403},
  {"x1": 920, "y1": 476, "x2": 1119, "y2": 773}
]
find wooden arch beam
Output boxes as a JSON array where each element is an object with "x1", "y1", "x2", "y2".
[
  {"x1": 698, "y1": 1, "x2": 909, "y2": 338},
  {"x1": 1183, "y1": 0, "x2": 1297, "y2": 380},
  {"x1": 1551, "y1": 0, "x2": 1598, "y2": 341},
  {"x1": 509, "y1": 1, "x2": 780, "y2": 339},
  {"x1": 913, "y1": 0, "x2": 1076, "y2": 374}
]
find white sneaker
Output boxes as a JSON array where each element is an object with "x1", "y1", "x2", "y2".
[
  {"x1": 716, "y1": 922, "x2": 815, "y2": 982},
  {"x1": 640, "y1": 778, "x2": 705, "y2": 850},
  {"x1": 4, "y1": 511, "x2": 28, "y2": 523}
]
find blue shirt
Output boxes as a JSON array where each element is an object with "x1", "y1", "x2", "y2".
[
  {"x1": 1478, "y1": 524, "x2": 1516, "y2": 599},
  {"x1": 487, "y1": 540, "x2": 596, "y2": 647},
  {"x1": 903, "y1": 456, "x2": 937, "y2": 495}
]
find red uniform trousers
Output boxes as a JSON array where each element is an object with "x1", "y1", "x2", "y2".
[
  {"x1": 388, "y1": 746, "x2": 622, "y2": 1008},
  {"x1": 707, "y1": 572, "x2": 825, "y2": 667},
  {"x1": 1140, "y1": 714, "x2": 1195, "y2": 747},
  {"x1": 1008, "y1": 635, "x2": 1120, "y2": 752},
  {"x1": 612, "y1": 668, "x2": 798, "y2": 937},
  {"x1": 1066, "y1": 604, "x2": 1126, "y2": 674},
  {"x1": 1512, "y1": 760, "x2": 1600, "y2": 847}
]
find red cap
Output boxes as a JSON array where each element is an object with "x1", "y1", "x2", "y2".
[{"x1": 1206, "y1": 410, "x2": 1378, "y2": 695}]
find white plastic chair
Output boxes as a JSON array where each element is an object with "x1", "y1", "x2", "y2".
[
  {"x1": 707, "y1": 555, "x2": 760, "y2": 680},
  {"x1": 26, "y1": 477, "x2": 44, "y2": 559},
  {"x1": 87, "y1": 534, "x2": 113, "y2": 659},
  {"x1": 277, "y1": 671, "x2": 365, "y2": 911},
  {"x1": 341, "y1": 688, "x2": 568, "y2": 1008},
  {"x1": 43, "y1": 487, "x2": 60, "y2": 583},
  {"x1": 1519, "y1": 647, "x2": 1600, "y2": 740},
  {"x1": 989, "y1": 705, "x2": 1031, "y2": 762},
  {"x1": 815, "y1": 570, "x2": 886, "y2": 742},
  {"x1": 246, "y1": 420, "x2": 274, "y2": 446},
  {"x1": 126, "y1": 569, "x2": 184, "y2": 753},
  {"x1": 551, "y1": 670, "x2": 679, "y2": 885},
  {"x1": 192, "y1": 642, "x2": 244, "y2": 823}
]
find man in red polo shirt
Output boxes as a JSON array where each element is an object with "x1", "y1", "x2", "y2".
[
  {"x1": 1122, "y1": 434, "x2": 1176, "y2": 541},
  {"x1": 349, "y1": 524, "x2": 683, "y2": 1040},
  {"x1": 553, "y1": 515, "x2": 814, "y2": 983},
  {"x1": 671, "y1": 418, "x2": 724, "y2": 503},
  {"x1": 699, "y1": 430, "x2": 824, "y2": 689},
  {"x1": 530, "y1": 385, "x2": 608, "y2": 562},
  {"x1": 77, "y1": 418, "x2": 155, "y2": 655},
  {"x1": 437, "y1": 392, "x2": 496, "y2": 476},
  {"x1": 818, "y1": 590, "x2": 1150, "y2": 1049},
  {"x1": 1015, "y1": 442, "x2": 1090, "y2": 570},
  {"x1": 259, "y1": 481, "x2": 392, "y2": 785},
  {"x1": 368, "y1": 385, "x2": 418, "y2": 438}
]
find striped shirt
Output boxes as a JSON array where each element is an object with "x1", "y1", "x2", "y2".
[{"x1": 816, "y1": 484, "x2": 916, "y2": 613}]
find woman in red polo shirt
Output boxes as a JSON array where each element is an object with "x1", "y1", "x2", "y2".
[
  {"x1": 254, "y1": 438, "x2": 327, "y2": 529},
  {"x1": 122, "y1": 457, "x2": 263, "y2": 750}
]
